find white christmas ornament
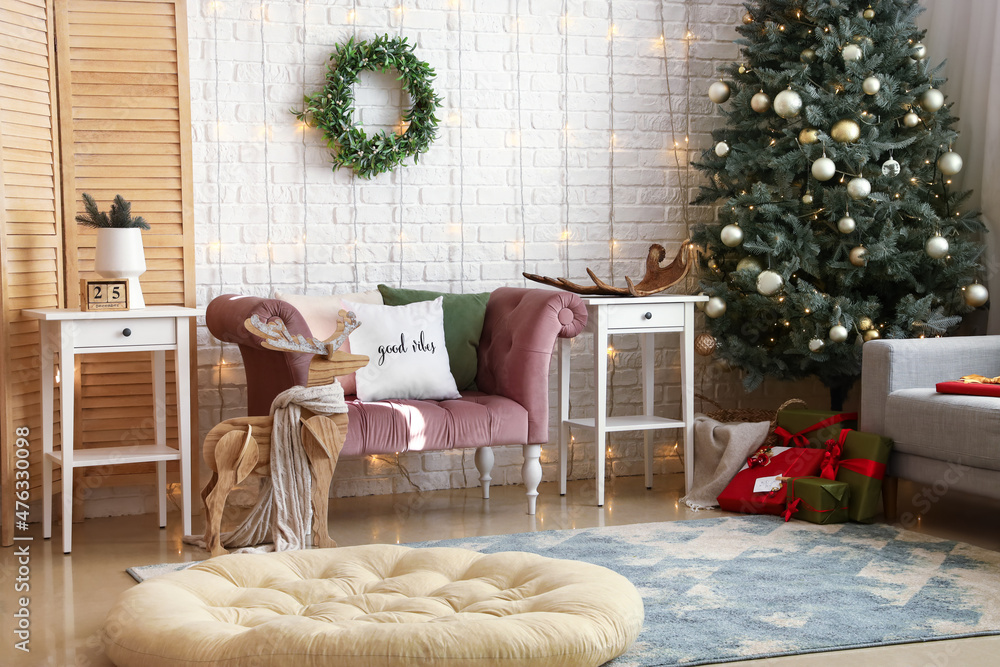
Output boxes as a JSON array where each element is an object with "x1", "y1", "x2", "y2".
[
  {"x1": 812, "y1": 156, "x2": 836, "y2": 181},
  {"x1": 882, "y1": 157, "x2": 901, "y2": 177},
  {"x1": 774, "y1": 89, "x2": 803, "y2": 118},
  {"x1": 862, "y1": 76, "x2": 881, "y2": 95},
  {"x1": 808, "y1": 338, "x2": 825, "y2": 352},
  {"x1": 696, "y1": 292, "x2": 708, "y2": 311},
  {"x1": 903, "y1": 111, "x2": 921, "y2": 127},
  {"x1": 708, "y1": 81, "x2": 731, "y2": 104},
  {"x1": 925, "y1": 234, "x2": 949, "y2": 259},
  {"x1": 721, "y1": 224, "x2": 744, "y2": 247},
  {"x1": 937, "y1": 151, "x2": 963, "y2": 175},
  {"x1": 847, "y1": 177, "x2": 872, "y2": 200},
  {"x1": 829, "y1": 324, "x2": 849, "y2": 343},
  {"x1": 837, "y1": 216, "x2": 856, "y2": 233},
  {"x1": 842, "y1": 44, "x2": 863, "y2": 62},
  {"x1": 802, "y1": 192, "x2": 814, "y2": 205},
  {"x1": 921, "y1": 88, "x2": 944, "y2": 112},
  {"x1": 705, "y1": 296, "x2": 727, "y2": 318},
  {"x1": 911, "y1": 42, "x2": 927, "y2": 60},
  {"x1": 756, "y1": 270, "x2": 784, "y2": 296},
  {"x1": 736, "y1": 257, "x2": 762, "y2": 273},
  {"x1": 963, "y1": 283, "x2": 989, "y2": 307},
  {"x1": 715, "y1": 141, "x2": 730, "y2": 157},
  {"x1": 751, "y1": 91, "x2": 771, "y2": 113}
]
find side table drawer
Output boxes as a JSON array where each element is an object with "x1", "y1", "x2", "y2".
[
  {"x1": 75, "y1": 317, "x2": 177, "y2": 348},
  {"x1": 606, "y1": 302, "x2": 683, "y2": 330}
]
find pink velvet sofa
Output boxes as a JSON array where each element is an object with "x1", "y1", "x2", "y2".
[{"x1": 206, "y1": 287, "x2": 588, "y2": 513}]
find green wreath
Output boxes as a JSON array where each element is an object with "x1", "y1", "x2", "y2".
[{"x1": 294, "y1": 34, "x2": 443, "y2": 179}]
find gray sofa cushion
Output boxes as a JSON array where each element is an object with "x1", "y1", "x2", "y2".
[{"x1": 884, "y1": 388, "x2": 1000, "y2": 471}]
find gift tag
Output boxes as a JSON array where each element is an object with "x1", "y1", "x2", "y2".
[{"x1": 753, "y1": 475, "x2": 783, "y2": 493}]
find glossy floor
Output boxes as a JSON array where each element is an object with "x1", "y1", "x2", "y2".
[{"x1": 5, "y1": 474, "x2": 999, "y2": 666}]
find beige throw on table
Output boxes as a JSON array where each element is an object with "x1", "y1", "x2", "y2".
[
  {"x1": 680, "y1": 416, "x2": 770, "y2": 511},
  {"x1": 186, "y1": 383, "x2": 347, "y2": 553}
]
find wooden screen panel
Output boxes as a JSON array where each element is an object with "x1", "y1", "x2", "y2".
[
  {"x1": 0, "y1": 0, "x2": 63, "y2": 546},
  {"x1": 56, "y1": 0, "x2": 196, "y2": 495}
]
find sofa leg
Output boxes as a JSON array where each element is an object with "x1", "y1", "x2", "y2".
[
  {"x1": 475, "y1": 448, "x2": 494, "y2": 500},
  {"x1": 522, "y1": 444, "x2": 542, "y2": 515},
  {"x1": 882, "y1": 475, "x2": 898, "y2": 522}
]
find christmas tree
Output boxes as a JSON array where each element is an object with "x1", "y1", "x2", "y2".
[{"x1": 692, "y1": 0, "x2": 988, "y2": 405}]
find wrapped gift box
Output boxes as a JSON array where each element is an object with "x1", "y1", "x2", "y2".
[
  {"x1": 774, "y1": 409, "x2": 857, "y2": 448},
  {"x1": 936, "y1": 381, "x2": 1000, "y2": 398},
  {"x1": 822, "y1": 430, "x2": 894, "y2": 523},
  {"x1": 783, "y1": 477, "x2": 851, "y2": 525},
  {"x1": 717, "y1": 447, "x2": 826, "y2": 516}
]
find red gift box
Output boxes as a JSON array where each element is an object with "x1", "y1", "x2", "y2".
[
  {"x1": 936, "y1": 381, "x2": 1000, "y2": 398},
  {"x1": 717, "y1": 446, "x2": 826, "y2": 515}
]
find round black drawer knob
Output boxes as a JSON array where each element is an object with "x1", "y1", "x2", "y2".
[
  {"x1": 122, "y1": 328, "x2": 132, "y2": 337},
  {"x1": 643, "y1": 312, "x2": 653, "y2": 320}
]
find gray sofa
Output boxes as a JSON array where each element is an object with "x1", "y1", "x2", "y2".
[{"x1": 860, "y1": 336, "x2": 1000, "y2": 518}]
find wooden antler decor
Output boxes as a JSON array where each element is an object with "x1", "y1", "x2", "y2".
[
  {"x1": 523, "y1": 241, "x2": 697, "y2": 297},
  {"x1": 201, "y1": 310, "x2": 368, "y2": 557}
]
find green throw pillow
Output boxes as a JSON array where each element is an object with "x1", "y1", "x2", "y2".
[{"x1": 377, "y1": 285, "x2": 490, "y2": 391}]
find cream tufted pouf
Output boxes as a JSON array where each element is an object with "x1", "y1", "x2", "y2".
[{"x1": 103, "y1": 545, "x2": 644, "y2": 667}]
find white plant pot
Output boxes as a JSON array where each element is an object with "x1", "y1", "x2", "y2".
[{"x1": 94, "y1": 227, "x2": 146, "y2": 309}]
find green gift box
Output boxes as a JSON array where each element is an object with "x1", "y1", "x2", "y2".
[
  {"x1": 774, "y1": 409, "x2": 857, "y2": 448},
  {"x1": 832, "y1": 430, "x2": 894, "y2": 524},
  {"x1": 784, "y1": 477, "x2": 851, "y2": 525}
]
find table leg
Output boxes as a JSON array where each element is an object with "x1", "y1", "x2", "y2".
[
  {"x1": 641, "y1": 332, "x2": 654, "y2": 490},
  {"x1": 681, "y1": 303, "x2": 695, "y2": 494},
  {"x1": 153, "y1": 350, "x2": 167, "y2": 528},
  {"x1": 175, "y1": 319, "x2": 192, "y2": 537},
  {"x1": 594, "y1": 316, "x2": 608, "y2": 506},
  {"x1": 558, "y1": 337, "x2": 570, "y2": 496},
  {"x1": 59, "y1": 326, "x2": 75, "y2": 554},
  {"x1": 41, "y1": 321, "x2": 54, "y2": 540}
]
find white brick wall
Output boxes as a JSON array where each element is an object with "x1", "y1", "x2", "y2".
[{"x1": 85, "y1": 0, "x2": 842, "y2": 519}]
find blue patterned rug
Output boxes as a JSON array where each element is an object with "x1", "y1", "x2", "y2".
[{"x1": 129, "y1": 516, "x2": 1000, "y2": 666}]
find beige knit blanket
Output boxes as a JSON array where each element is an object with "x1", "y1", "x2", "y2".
[
  {"x1": 680, "y1": 415, "x2": 770, "y2": 510},
  {"x1": 186, "y1": 382, "x2": 347, "y2": 553}
]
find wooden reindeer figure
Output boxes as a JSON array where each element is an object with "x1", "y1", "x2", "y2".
[{"x1": 200, "y1": 310, "x2": 367, "y2": 557}]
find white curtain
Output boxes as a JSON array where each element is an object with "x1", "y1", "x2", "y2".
[{"x1": 919, "y1": 0, "x2": 1000, "y2": 334}]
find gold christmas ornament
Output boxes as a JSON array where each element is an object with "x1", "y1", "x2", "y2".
[
  {"x1": 738, "y1": 64, "x2": 748, "y2": 74},
  {"x1": 751, "y1": 90, "x2": 771, "y2": 113},
  {"x1": 911, "y1": 42, "x2": 927, "y2": 60},
  {"x1": 903, "y1": 111, "x2": 921, "y2": 127},
  {"x1": 774, "y1": 89, "x2": 803, "y2": 119},
  {"x1": 705, "y1": 296, "x2": 727, "y2": 318},
  {"x1": 829, "y1": 324, "x2": 849, "y2": 343},
  {"x1": 743, "y1": 12, "x2": 753, "y2": 24},
  {"x1": 863, "y1": 329, "x2": 881, "y2": 342},
  {"x1": 842, "y1": 44, "x2": 863, "y2": 62},
  {"x1": 837, "y1": 215, "x2": 856, "y2": 233},
  {"x1": 921, "y1": 88, "x2": 945, "y2": 112},
  {"x1": 849, "y1": 245, "x2": 868, "y2": 266},
  {"x1": 799, "y1": 127, "x2": 820, "y2": 144},
  {"x1": 859, "y1": 317, "x2": 873, "y2": 330},
  {"x1": 937, "y1": 150, "x2": 963, "y2": 176},
  {"x1": 800, "y1": 48, "x2": 817, "y2": 63},
  {"x1": 756, "y1": 270, "x2": 784, "y2": 296},
  {"x1": 708, "y1": 80, "x2": 731, "y2": 104},
  {"x1": 694, "y1": 333, "x2": 718, "y2": 356},
  {"x1": 812, "y1": 156, "x2": 837, "y2": 181},
  {"x1": 847, "y1": 177, "x2": 872, "y2": 200},
  {"x1": 736, "y1": 257, "x2": 763, "y2": 273},
  {"x1": 862, "y1": 76, "x2": 881, "y2": 95},
  {"x1": 925, "y1": 233, "x2": 949, "y2": 259},
  {"x1": 863, "y1": 6, "x2": 875, "y2": 20},
  {"x1": 715, "y1": 141, "x2": 730, "y2": 157},
  {"x1": 831, "y1": 119, "x2": 861, "y2": 143},
  {"x1": 808, "y1": 338, "x2": 825, "y2": 352},
  {"x1": 963, "y1": 283, "x2": 990, "y2": 307},
  {"x1": 720, "y1": 223, "x2": 744, "y2": 247}
]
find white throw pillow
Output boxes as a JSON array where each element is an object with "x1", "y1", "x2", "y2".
[
  {"x1": 343, "y1": 297, "x2": 461, "y2": 402},
  {"x1": 273, "y1": 289, "x2": 383, "y2": 396}
]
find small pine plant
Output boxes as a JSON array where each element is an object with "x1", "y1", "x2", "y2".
[{"x1": 75, "y1": 193, "x2": 150, "y2": 230}]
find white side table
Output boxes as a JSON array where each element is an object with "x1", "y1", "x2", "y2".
[
  {"x1": 557, "y1": 295, "x2": 707, "y2": 506},
  {"x1": 22, "y1": 306, "x2": 203, "y2": 553}
]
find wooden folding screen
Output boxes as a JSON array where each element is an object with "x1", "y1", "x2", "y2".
[{"x1": 0, "y1": 0, "x2": 195, "y2": 545}]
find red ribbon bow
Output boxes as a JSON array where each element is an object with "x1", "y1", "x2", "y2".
[
  {"x1": 783, "y1": 497, "x2": 801, "y2": 522},
  {"x1": 820, "y1": 429, "x2": 887, "y2": 481},
  {"x1": 774, "y1": 412, "x2": 858, "y2": 448}
]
